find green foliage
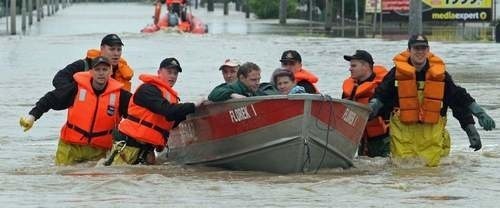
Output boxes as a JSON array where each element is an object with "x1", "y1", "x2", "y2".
[{"x1": 249, "y1": 0, "x2": 298, "y2": 19}]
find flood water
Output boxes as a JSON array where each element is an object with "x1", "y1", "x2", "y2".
[{"x1": 1, "y1": 2, "x2": 500, "y2": 207}]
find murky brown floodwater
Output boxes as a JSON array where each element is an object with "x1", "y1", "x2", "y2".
[{"x1": 1, "y1": 2, "x2": 500, "y2": 207}]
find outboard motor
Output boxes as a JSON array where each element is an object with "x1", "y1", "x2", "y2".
[{"x1": 167, "y1": 13, "x2": 179, "y2": 27}]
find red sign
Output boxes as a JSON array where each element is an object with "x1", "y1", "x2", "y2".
[{"x1": 383, "y1": 0, "x2": 409, "y2": 12}]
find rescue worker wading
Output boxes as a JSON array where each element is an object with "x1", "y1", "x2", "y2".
[
  {"x1": 52, "y1": 34, "x2": 134, "y2": 91},
  {"x1": 19, "y1": 57, "x2": 132, "y2": 165},
  {"x1": 106, "y1": 57, "x2": 197, "y2": 165},
  {"x1": 369, "y1": 35, "x2": 496, "y2": 166},
  {"x1": 342, "y1": 50, "x2": 389, "y2": 157}
]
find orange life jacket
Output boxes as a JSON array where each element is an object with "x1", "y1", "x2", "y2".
[
  {"x1": 118, "y1": 74, "x2": 179, "y2": 147},
  {"x1": 178, "y1": 21, "x2": 191, "y2": 32},
  {"x1": 86, "y1": 49, "x2": 134, "y2": 92},
  {"x1": 60, "y1": 72, "x2": 123, "y2": 149},
  {"x1": 342, "y1": 65, "x2": 389, "y2": 138},
  {"x1": 394, "y1": 50, "x2": 445, "y2": 124},
  {"x1": 295, "y1": 68, "x2": 319, "y2": 93}
]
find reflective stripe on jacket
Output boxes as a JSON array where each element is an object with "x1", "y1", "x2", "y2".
[
  {"x1": 394, "y1": 50, "x2": 445, "y2": 124},
  {"x1": 86, "y1": 49, "x2": 134, "y2": 91},
  {"x1": 343, "y1": 65, "x2": 389, "y2": 138},
  {"x1": 118, "y1": 74, "x2": 179, "y2": 147},
  {"x1": 60, "y1": 72, "x2": 123, "y2": 149}
]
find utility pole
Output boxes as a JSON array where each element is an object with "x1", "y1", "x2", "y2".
[
  {"x1": 409, "y1": 0, "x2": 422, "y2": 35},
  {"x1": 279, "y1": 0, "x2": 287, "y2": 24}
]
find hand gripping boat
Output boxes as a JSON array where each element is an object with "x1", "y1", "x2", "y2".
[
  {"x1": 141, "y1": 0, "x2": 208, "y2": 34},
  {"x1": 158, "y1": 94, "x2": 370, "y2": 174}
]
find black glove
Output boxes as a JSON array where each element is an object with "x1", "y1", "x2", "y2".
[{"x1": 464, "y1": 124, "x2": 482, "y2": 151}]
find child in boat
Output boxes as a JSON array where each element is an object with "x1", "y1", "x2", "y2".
[{"x1": 272, "y1": 69, "x2": 306, "y2": 95}]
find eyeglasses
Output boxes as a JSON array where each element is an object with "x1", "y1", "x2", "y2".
[{"x1": 281, "y1": 61, "x2": 297, "y2": 66}]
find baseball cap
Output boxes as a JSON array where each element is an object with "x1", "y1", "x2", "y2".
[
  {"x1": 219, "y1": 59, "x2": 240, "y2": 70},
  {"x1": 280, "y1": 50, "x2": 302, "y2": 63},
  {"x1": 101, "y1": 34, "x2": 124, "y2": 46},
  {"x1": 91, "y1": 56, "x2": 111, "y2": 68},
  {"x1": 159, "y1": 57, "x2": 182, "y2": 72},
  {"x1": 343, "y1": 50, "x2": 374, "y2": 66},
  {"x1": 408, "y1": 34, "x2": 429, "y2": 48}
]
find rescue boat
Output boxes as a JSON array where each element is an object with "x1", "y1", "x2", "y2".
[
  {"x1": 141, "y1": 1, "x2": 208, "y2": 34},
  {"x1": 158, "y1": 94, "x2": 370, "y2": 174}
]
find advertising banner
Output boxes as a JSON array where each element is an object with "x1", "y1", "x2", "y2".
[{"x1": 365, "y1": 0, "x2": 493, "y2": 22}]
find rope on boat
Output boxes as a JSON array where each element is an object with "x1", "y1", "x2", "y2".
[{"x1": 314, "y1": 94, "x2": 335, "y2": 174}]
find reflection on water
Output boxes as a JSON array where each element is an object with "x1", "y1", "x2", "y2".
[{"x1": 0, "y1": 2, "x2": 499, "y2": 208}]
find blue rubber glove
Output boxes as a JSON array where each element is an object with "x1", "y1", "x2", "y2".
[
  {"x1": 464, "y1": 124, "x2": 482, "y2": 151},
  {"x1": 368, "y1": 98, "x2": 383, "y2": 120},
  {"x1": 468, "y1": 102, "x2": 495, "y2": 131}
]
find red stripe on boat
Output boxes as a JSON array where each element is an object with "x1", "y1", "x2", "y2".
[{"x1": 310, "y1": 101, "x2": 365, "y2": 144}]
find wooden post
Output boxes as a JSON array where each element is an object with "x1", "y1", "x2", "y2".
[
  {"x1": 10, "y1": 0, "x2": 16, "y2": 35},
  {"x1": 223, "y1": 0, "x2": 228, "y2": 15},
  {"x1": 46, "y1": 0, "x2": 50, "y2": 16},
  {"x1": 309, "y1": 0, "x2": 312, "y2": 33},
  {"x1": 409, "y1": 0, "x2": 422, "y2": 35},
  {"x1": 279, "y1": 0, "x2": 287, "y2": 24},
  {"x1": 372, "y1": 0, "x2": 378, "y2": 38},
  {"x1": 22, "y1": 0, "x2": 27, "y2": 33},
  {"x1": 5, "y1": 0, "x2": 9, "y2": 34},
  {"x1": 55, "y1": 0, "x2": 59, "y2": 12},
  {"x1": 207, "y1": 0, "x2": 213, "y2": 12},
  {"x1": 355, "y1": 0, "x2": 359, "y2": 37},
  {"x1": 28, "y1": 0, "x2": 33, "y2": 25},
  {"x1": 379, "y1": 0, "x2": 383, "y2": 37},
  {"x1": 194, "y1": 0, "x2": 198, "y2": 9},
  {"x1": 324, "y1": 0, "x2": 332, "y2": 31},
  {"x1": 36, "y1": 0, "x2": 41, "y2": 21},
  {"x1": 341, "y1": 0, "x2": 344, "y2": 37}
]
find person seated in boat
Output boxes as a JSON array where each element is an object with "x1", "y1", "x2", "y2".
[
  {"x1": 165, "y1": 0, "x2": 188, "y2": 21},
  {"x1": 369, "y1": 34, "x2": 495, "y2": 166},
  {"x1": 219, "y1": 59, "x2": 240, "y2": 85},
  {"x1": 272, "y1": 69, "x2": 306, "y2": 94},
  {"x1": 341, "y1": 50, "x2": 390, "y2": 157},
  {"x1": 19, "y1": 57, "x2": 132, "y2": 165},
  {"x1": 278, "y1": 50, "x2": 319, "y2": 94},
  {"x1": 208, "y1": 62, "x2": 267, "y2": 102},
  {"x1": 52, "y1": 34, "x2": 134, "y2": 92},
  {"x1": 104, "y1": 57, "x2": 201, "y2": 166}
]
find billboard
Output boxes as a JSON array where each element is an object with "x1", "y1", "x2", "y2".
[{"x1": 365, "y1": 0, "x2": 493, "y2": 22}]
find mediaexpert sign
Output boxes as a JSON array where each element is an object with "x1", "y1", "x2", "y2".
[{"x1": 365, "y1": 0, "x2": 493, "y2": 22}]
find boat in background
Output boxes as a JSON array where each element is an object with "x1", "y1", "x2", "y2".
[
  {"x1": 157, "y1": 94, "x2": 370, "y2": 174},
  {"x1": 141, "y1": 0, "x2": 207, "y2": 34}
]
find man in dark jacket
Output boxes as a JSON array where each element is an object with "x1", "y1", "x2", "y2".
[
  {"x1": 105, "y1": 57, "x2": 198, "y2": 165},
  {"x1": 19, "y1": 56, "x2": 132, "y2": 165}
]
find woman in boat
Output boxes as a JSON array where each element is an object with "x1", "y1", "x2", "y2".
[{"x1": 272, "y1": 69, "x2": 305, "y2": 95}]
